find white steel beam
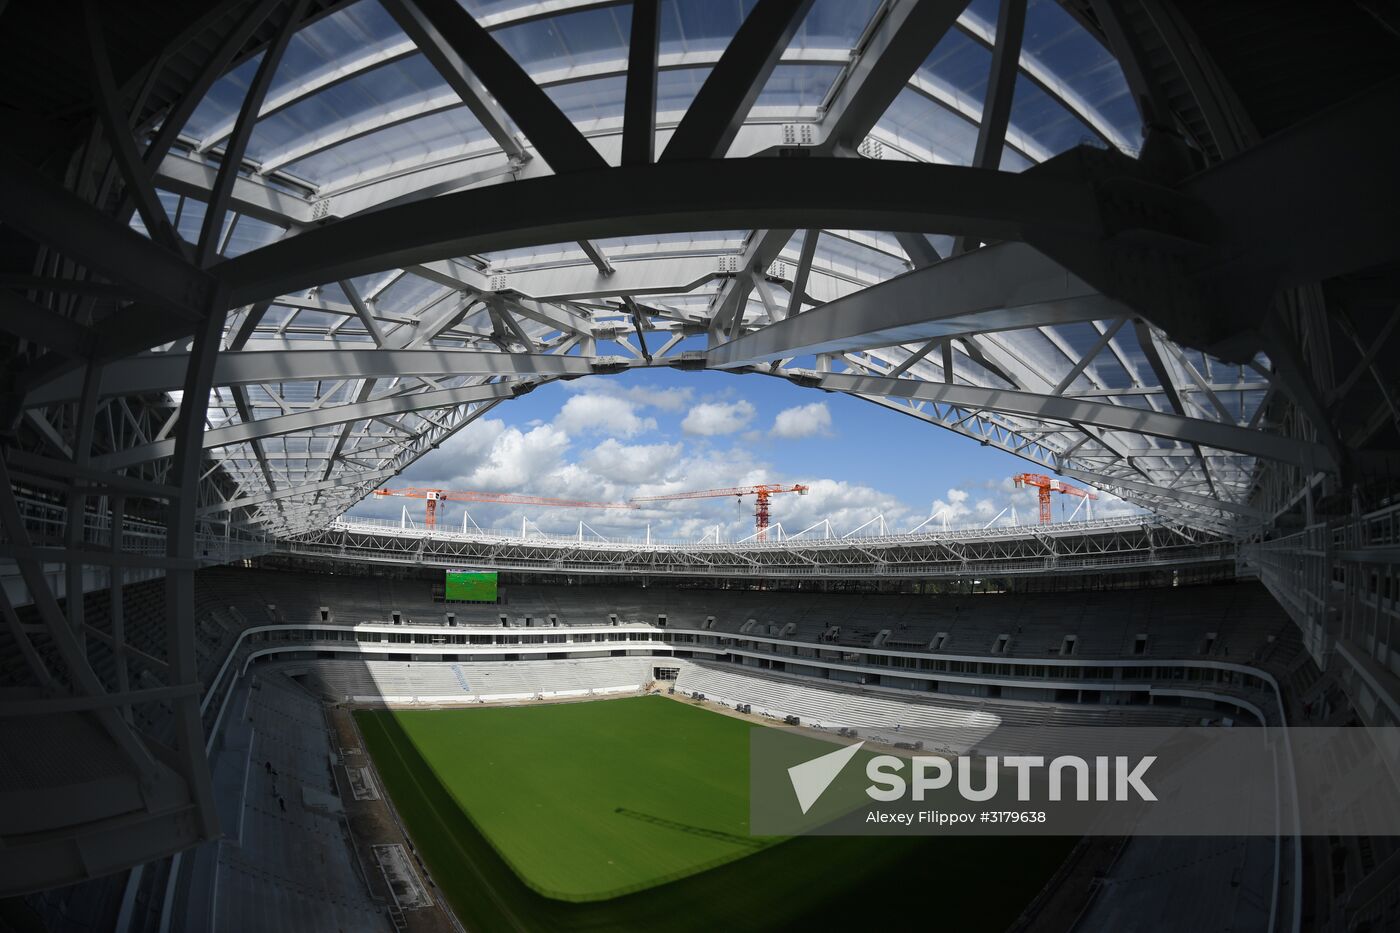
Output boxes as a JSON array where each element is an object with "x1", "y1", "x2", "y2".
[
  {"x1": 803, "y1": 370, "x2": 1334, "y2": 469},
  {"x1": 97, "y1": 381, "x2": 527, "y2": 468},
  {"x1": 26, "y1": 349, "x2": 594, "y2": 406},
  {"x1": 709, "y1": 242, "x2": 1121, "y2": 367}
]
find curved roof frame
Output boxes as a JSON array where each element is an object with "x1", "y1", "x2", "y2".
[{"x1": 14, "y1": 0, "x2": 1355, "y2": 539}]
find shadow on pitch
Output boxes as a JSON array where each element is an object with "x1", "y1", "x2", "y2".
[{"x1": 612, "y1": 807, "x2": 766, "y2": 849}]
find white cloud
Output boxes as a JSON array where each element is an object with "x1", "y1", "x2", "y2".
[
  {"x1": 583, "y1": 439, "x2": 684, "y2": 485},
  {"x1": 918, "y1": 478, "x2": 1143, "y2": 531},
  {"x1": 459, "y1": 423, "x2": 570, "y2": 491},
  {"x1": 357, "y1": 383, "x2": 1148, "y2": 541},
  {"x1": 562, "y1": 380, "x2": 694, "y2": 412},
  {"x1": 631, "y1": 387, "x2": 695, "y2": 412},
  {"x1": 681, "y1": 400, "x2": 756, "y2": 436},
  {"x1": 770, "y1": 401, "x2": 833, "y2": 439},
  {"x1": 771, "y1": 478, "x2": 912, "y2": 537},
  {"x1": 553, "y1": 394, "x2": 657, "y2": 437}
]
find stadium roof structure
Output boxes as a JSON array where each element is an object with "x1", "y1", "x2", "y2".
[
  {"x1": 1, "y1": 0, "x2": 1399, "y2": 901},
  {"x1": 1, "y1": 0, "x2": 1396, "y2": 544}
]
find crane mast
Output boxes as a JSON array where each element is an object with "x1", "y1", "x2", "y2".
[{"x1": 1011, "y1": 474, "x2": 1098, "y2": 524}]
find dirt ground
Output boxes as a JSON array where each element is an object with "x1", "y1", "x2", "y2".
[{"x1": 327, "y1": 704, "x2": 462, "y2": 933}]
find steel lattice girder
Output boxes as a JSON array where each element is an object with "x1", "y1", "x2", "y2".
[
  {"x1": 13, "y1": 0, "x2": 1379, "y2": 545},
  {"x1": 281, "y1": 516, "x2": 1232, "y2": 579},
  {"x1": 799, "y1": 371, "x2": 1327, "y2": 470},
  {"x1": 28, "y1": 349, "x2": 595, "y2": 406}
]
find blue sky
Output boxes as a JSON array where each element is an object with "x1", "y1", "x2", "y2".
[{"x1": 352, "y1": 368, "x2": 1134, "y2": 541}]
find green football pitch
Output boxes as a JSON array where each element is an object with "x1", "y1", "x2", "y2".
[{"x1": 356, "y1": 695, "x2": 1073, "y2": 931}]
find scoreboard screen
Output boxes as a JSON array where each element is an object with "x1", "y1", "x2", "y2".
[{"x1": 444, "y1": 570, "x2": 498, "y2": 602}]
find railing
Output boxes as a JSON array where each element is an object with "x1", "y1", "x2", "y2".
[
  {"x1": 277, "y1": 534, "x2": 1233, "y2": 578},
  {"x1": 327, "y1": 513, "x2": 1154, "y2": 551},
  {"x1": 1240, "y1": 500, "x2": 1400, "y2": 689},
  {"x1": 1, "y1": 495, "x2": 273, "y2": 565}
]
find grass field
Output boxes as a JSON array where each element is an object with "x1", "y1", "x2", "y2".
[
  {"x1": 357, "y1": 695, "x2": 1074, "y2": 931},
  {"x1": 361, "y1": 695, "x2": 775, "y2": 900}
]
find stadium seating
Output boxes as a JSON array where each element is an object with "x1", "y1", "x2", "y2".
[
  {"x1": 209, "y1": 674, "x2": 388, "y2": 932},
  {"x1": 177, "y1": 567, "x2": 1294, "y2": 664},
  {"x1": 295, "y1": 656, "x2": 652, "y2": 703},
  {"x1": 671, "y1": 660, "x2": 1209, "y2": 754},
  {"x1": 0, "y1": 564, "x2": 1306, "y2": 933}
]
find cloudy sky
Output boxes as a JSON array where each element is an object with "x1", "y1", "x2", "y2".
[{"x1": 351, "y1": 369, "x2": 1141, "y2": 542}]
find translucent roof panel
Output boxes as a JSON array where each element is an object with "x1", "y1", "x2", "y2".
[
  {"x1": 917, "y1": 28, "x2": 992, "y2": 115},
  {"x1": 461, "y1": 0, "x2": 567, "y2": 19},
  {"x1": 222, "y1": 215, "x2": 286, "y2": 258},
  {"x1": 1102, "y1": 325, "x2": 1153, "y2": 387},
  {"x1": 1020, "y1": 0, "x2": 1141, "y2": 148},
  {"x1": 1009, "y1": 72, "x2": 1101, "y2": 155},
  {"x1": 492, "y1": 5, "x2": 631, "y2": 75},
  {"x1": 659, "y1": 0, "x2": 753, "y2": 56},
  {"x1": 546, "y1": 75, "x2": 627, "y2": 126},
  {"x1": 180, "y1": 52, "x2": 265, "y2": 142},
  {"x1": 174, "y1": 197, "x2": 208, "y2": 243},
  {"x1": 246, "y1": 54, "x2": 455, "y2": 165},
  {"x1": 877, "y1": 89, "x2": 979, "y2": 165},
  {"x1": 589, "y1": 231, "x2": 749, "y2": 253},
  {"x1": 657, "y1": 67, "x2": 711, "y2": 116},
  {"x1": 786, "y1": 0, "x2": 882, "y2": 51},
  {"x1": 1048, "y1": 321, "x2": 1120, "y2": 391},
  {"x1": 282, "y1": 105, "x2": 492, "y2": 189},
  {"x1": 752, "y1": 64, "x2": 843, "y2": 112},
  {"x1": 374, "y1": 272, "x2": 452, "y2": 313},
  {"x1": 999, "y1": 146, "x2": 1033, "y2": 172},
  {"x1": 541, "y1": 62, "x2": 835, "y2": 130},
  {"x1": 266, "y1": 1, "x2": 409, "y2": 105},
  {"x1": 811, "y1": 234, "x2": 910, "y2": 284}
]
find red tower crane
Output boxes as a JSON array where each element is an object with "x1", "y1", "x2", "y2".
[
  {"x1": 1012, "y1": 474, "x2": 1098, "y2": 524},
  {"x1": 630, "y1": 483, "x2": 809, "y2": 540},
  {"x1": 372, "y1": 487, "x2": 637, "y2": 529}
]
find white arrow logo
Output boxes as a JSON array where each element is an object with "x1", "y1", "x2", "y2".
[{"x1": 787, "y1": 740, "x2": 865, "y2": 814}]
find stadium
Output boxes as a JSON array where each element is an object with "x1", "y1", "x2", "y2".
[{"x1": 0, "y1": 0, "x2": 1397, "y2": 931}]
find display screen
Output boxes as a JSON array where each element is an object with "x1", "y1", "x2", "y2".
[{"x1": 444, "y1": 570, "x2": 498, "y2": 602}]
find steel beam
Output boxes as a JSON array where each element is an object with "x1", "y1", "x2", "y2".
[
  {"x1": 0, "y1": 290, "x2": 94, "y2": 358},
  {"x1": 804, "y1": 370, "x2": 1333, "y2": 469},
  {"x1": 971, "y1": 0, "x2": 1026, "y2": 171},
  {"x1": 0, "y1": 154, "x2": 214, "y2": 318},
  {"x1": 709, "y1": 242, "x2": 1121, "y2": 367},
  {"x1": 199, "y1": 468, "x2": 399, "y2": 515},
  {"x1": 97, "y1": 381, "x2": 526, "y2": 468},
  {"x1": 217, "y1": 158, "x2": 1100, "y2": 306},
  {"x1": 83, "y1": 2, "x2": 182, "y2": 252},
  {"x1": 197, "y1": 0, "x2": 307, "y2": 266},
  {"x1": 660, "y1": 0, "x2": 815, "y2": 161},
  {"x1": 953, "y1": 0, "x2": 1025, "y2": 254},
  {"x1": 1058, "y1": 466, "x2": 1261, "y2": 518},
  {"x1": 622, "y1": 0, "x2": 660, "y2": 166},
  {"x1": 155, "y1": 154, "x2": 313, "y2": 228},
  {"x1": 817, "y1": 0, "x2": 973, "y2": 152},
  {"x1": 389, "y1": 0, "x2": 602, "y2": 171}
]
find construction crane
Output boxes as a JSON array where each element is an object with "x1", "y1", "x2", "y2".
[
  {"x1": 630, "y1": 483, "x2": 809, "y2": 540},
  {"x1": 373, "y1": 487, "x2": 637, "y2": 529},
  {"x1": 1012, "y1": 474, "x2": 1098, "y2": 524}
]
